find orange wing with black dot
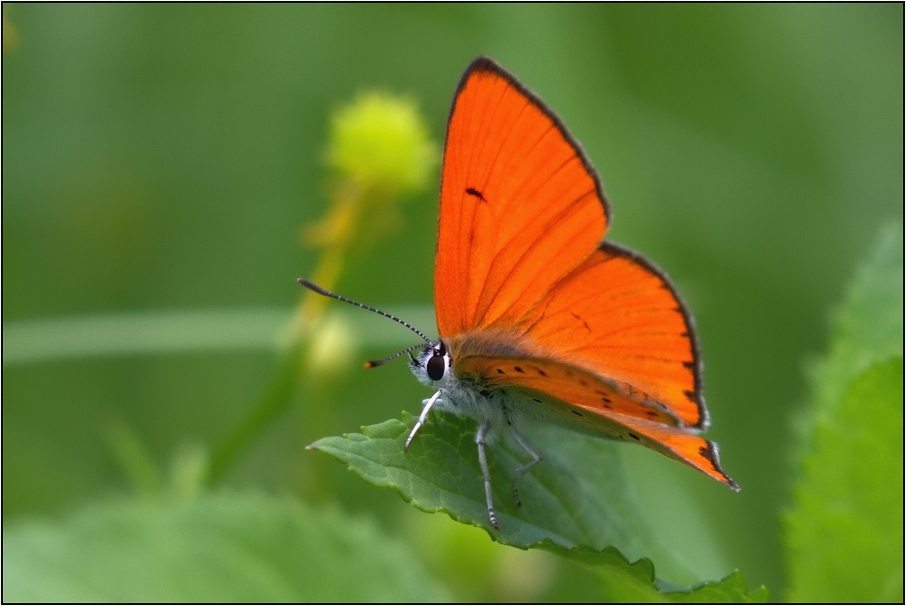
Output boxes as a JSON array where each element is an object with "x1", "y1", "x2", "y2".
[
  {"x1": 434, "y1": 57, "x2": 734, "y2": 490},
  {"x1": 435, "y1": 57, "x2": 608, "y2": 337}
]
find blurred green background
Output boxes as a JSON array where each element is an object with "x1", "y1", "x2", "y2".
[{"x1": 3, "y1": 3, "x2": 902, "y2": 601}]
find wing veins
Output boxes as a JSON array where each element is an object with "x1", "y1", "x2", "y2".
[
  {"x1": 473, "y1": 95, "x2": 534, "y2": 195},
  {"x1": 464, "y1": 93, "x2": 534, "y2": 324},
  {"x1": 540, "y1": 286, "x2": 683, "y2": 320},
  {"x1": 474, "y1": 187, "x2": 598, "y2": 326},
  {"x1": 458, "y1": 77, "x2": 518, "y2": 326},
  {"x1": 482, "y1": 121, "x2": 560, "y2": 214}
]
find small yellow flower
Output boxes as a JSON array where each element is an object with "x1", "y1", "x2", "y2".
[{"x1": 326, "y1": 92, "x2": 438, "y2": 196}]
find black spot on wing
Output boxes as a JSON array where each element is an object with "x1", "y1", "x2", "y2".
[
  {"x1": 456, "y1": 57, "x2": 611, "y2": 225},
  {"x1": 465, "y1": 187, "x2": 487, "y2": 202}
]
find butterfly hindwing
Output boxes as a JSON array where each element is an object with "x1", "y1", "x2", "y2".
[
  {"x1": 598, "y1": 412, "x2": 739, "y2": 489},
  {"x1": 452, "y1": 353, "x2": 736, "y2": 490},
  {"x1": 518, "y1": 242, "x2": 706, "y2": 428},
  {"x1": 453, "y1": 353, "x2": 681, "y2": 426}
]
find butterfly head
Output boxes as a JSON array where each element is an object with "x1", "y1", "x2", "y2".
[{"x1": 410, "y1": 339, "x2": 452, "y2": 387}]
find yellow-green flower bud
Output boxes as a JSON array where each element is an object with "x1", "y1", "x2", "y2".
[{"x1": 326, "y1": 92, "x2": 438, "y2": 196}]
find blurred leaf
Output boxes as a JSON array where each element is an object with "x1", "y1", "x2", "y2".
[
  {"x1": 786, "y1": 358, "x2": 904, "y2": 602},
  {"x1": 808, "y1": 223, "x2": 903, "y2": 416},
  {"x1": 2, "y1": 492, "x2": 450, "y2": 602},
  {"x1": 785, "y1": 223, "x2": 905, "y2": 602}
]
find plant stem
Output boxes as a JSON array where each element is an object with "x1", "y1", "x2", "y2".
[{"x1": 206, "y1": 341, "x2": 305, "y2": 485}]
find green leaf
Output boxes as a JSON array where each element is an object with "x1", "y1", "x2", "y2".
[
  {"x1": 537, "y1": 542, "x2": 769, "y2": 602},
  {"x1": 311, "y1": 411, "x2": 768, "y2": 600},
  {"x1": 2, "y1": 492, "x2": 450, "y2": 602},
  {"x1": 785, "y1": 223, "x2": 905, "y2": 602},
  {"x1": 665, "y1": 571, "x2": 770, "y2": 604},
  {"x1": 311, "y1": 412, "x2": 664, "y2": 560},
  {"x1": 785, "y1": 358, "x2": 904, "y2": 602},
  {"x1": 809, "y1": 223, "x2": 903, "y2": 417}
]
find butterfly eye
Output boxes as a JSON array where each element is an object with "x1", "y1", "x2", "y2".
[{"x1": 426, "y1": 353, "x2": 446, "y2": 381}]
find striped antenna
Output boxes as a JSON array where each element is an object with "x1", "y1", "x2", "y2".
[{"x1": 297, "y1": 278, "x2": 433, "y2": 345}]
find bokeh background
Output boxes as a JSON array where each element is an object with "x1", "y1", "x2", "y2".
[{"x1": 3, "y1": 3, "x2": 902, "y2": 601}]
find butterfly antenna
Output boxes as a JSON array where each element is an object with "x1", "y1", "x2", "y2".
[
  {"x1": 297, "y1": 278, "x2": 434, "y2": 345},
  {"x1": 364, "y1": 343, "x2": 425, "y2": 369}
]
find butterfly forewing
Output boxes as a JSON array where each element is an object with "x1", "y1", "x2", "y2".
[{"x1": 435, "y1": 58, "x2": 608, "y2": 336}]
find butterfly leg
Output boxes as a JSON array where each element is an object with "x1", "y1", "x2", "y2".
[
  {"x1": 510, "y1": 429, "x2": 542, "y2": 508},
  {"x1": 405, "y1": 389, "x2": 443, "y2": 450},
  {"x1": 475, "y1": 421, "x2": 499, "y2": 530}
]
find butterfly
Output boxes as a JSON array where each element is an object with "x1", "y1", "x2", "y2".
[{"x1": 300, "y1": 56, "x2": 738, "y2": 530}]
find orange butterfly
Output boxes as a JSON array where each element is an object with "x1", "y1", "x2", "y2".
[{"x1": 301, "y1": 56, "x2": 737, "y2": 530}]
